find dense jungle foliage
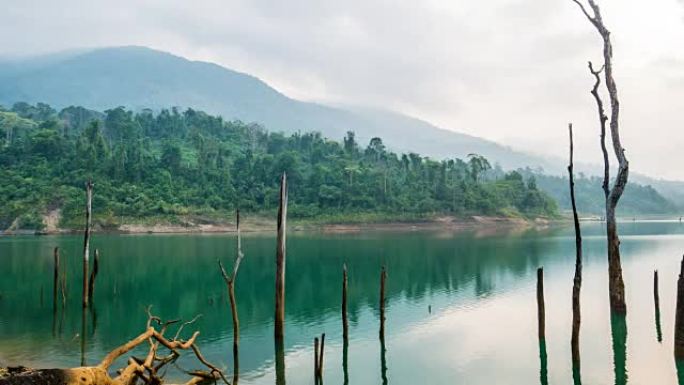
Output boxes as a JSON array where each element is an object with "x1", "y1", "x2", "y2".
[{"x1": 0, "y1": 103, "x2": 559, "y2": 230}]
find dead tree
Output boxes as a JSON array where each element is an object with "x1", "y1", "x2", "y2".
[
  {"x1": 82, "y1": 180, "x2": 93, "y2": 308},
  {"x1": 571, "y1": 0, "x2": 629, "y2": 314},
  {"x1": 274, "y1": 173, "x2": 288, "y2": 341},
  {"x1": 0, "y1": 309, "x2": 226, "y2": 385},
  {"x1": 218, "y1": 209, "x2": 245, "y2": 381},
  {"x1": 568, "y1": 123, "x2": 583, "y2": 369}
]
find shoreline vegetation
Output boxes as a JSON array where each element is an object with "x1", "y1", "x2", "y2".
[{"x1": 1, "y1": 103, "x2": 676, "y2": 237}]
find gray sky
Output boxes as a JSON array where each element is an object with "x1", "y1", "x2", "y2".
[{"x1": 2, "y1": 0, "x2": 683, "y2": 179}]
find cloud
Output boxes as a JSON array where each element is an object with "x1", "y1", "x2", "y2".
[{"x1": 1, "y1": 0, "x2": 684, "y2": 179}]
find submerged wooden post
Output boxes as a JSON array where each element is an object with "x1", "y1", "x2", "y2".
[
  {"x1": 537, "y1": 267, "x2": 545, "y2": 340},
  {"x1": 675, "y1": 256, "x2": 684, "y2": 358},
  {"x1": 318, "y1": 333, "x2": 325, "y2": 380},
  {"x1": 274, "y1": 173, "x2": 288, "y2": 341},
  {"x1": 314, "y1": 337, "x2": 319, "y2": 379},
  {"x1": 88, "y1": 249, "x2": 99, "y2": 306},
  {"x1": 342, "y1": 264, "x2": 349, "y2": 343},
  {"x1": 379, "y1": 265, "x2": 387, "y2": 340},
  {"x1": 53, "y1": 247, "x2": 60, "y2": 313},
  {"x1": 82, "y1": 180, "x2": 93, "y2": 308},
  {"x1": 568, "y1": 123, "x2": 583, "y2": 370},
  {"x1": 654, "y1": 270, "x2": 663, "y2": 343}
]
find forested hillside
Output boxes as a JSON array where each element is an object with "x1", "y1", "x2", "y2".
[
  {"x1": 0, "y1": 46, "x2": 558, "y2": 171},
  {"x1": 0, "y1": 103, "x2": 560, "y2": 231}
]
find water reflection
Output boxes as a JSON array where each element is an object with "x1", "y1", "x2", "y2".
[
  {"x1": 538, "y1": 339, "x2": 548, "y2": 385},
  {"x1": 611, "y1": 313, "x2": 628, "y2": 385},
  {"x1": 1, "y1": 222, "x2": 684, "y2": 384}
]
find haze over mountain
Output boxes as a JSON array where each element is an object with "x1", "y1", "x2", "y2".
[{"x1": 0, "y1": 46, "x2": 559, "y2": 172}]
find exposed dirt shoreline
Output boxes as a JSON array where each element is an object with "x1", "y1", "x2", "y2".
[{"x1": 1, "y1": 215, "x2": 559, "y2": 236}]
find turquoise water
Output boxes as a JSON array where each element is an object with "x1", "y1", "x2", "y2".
[{"x1": 1, "y1": 221, "x2": 684, "y2": 384}]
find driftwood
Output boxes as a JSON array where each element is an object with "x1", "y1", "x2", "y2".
[
  {"x1": 274, "y1": 173, "x2": 288, "y2": 341},
  {"x1": 568, "y1": 123, "x2": 583, "y2": 373},
  {"x1": 82, "y1": 181, "x2": 93, "y2": 308},
  {"x1": 571, "y1": 0, "x2": 629, "y2": 315},
  {"x1": 218, "y1": 209, "x2": 245, "y2": 382},
  {"x1": 0, "y1": 308, "x2": 226, "y2": 385}
]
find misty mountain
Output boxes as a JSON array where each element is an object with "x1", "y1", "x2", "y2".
[{"x1": 0, "y1": 46, "x2": 557, "y2": 171}]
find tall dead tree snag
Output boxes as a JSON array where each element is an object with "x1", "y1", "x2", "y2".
[
  {"x1": 568, "y1": 123, "x2": 583, "y2": 370},
  {"x1": 675, "y1": 256, "x2": 684, "y2": 358},
  {"x1": 571, "y1": 0, "x2": 629, "y2": 314},
  {"x1": 82, "y1": 180, "x2": 93, "y2": 308},
  {"x1": 218, "y1": 209, "x2": 245, "y2": 381},
  {"x1": 275, "y1": 173, "x2": 288, "y2": 341}
]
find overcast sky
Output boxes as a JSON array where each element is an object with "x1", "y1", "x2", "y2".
[{"x1": 2, "y1": 0, "x2": 683, "y2": 179}]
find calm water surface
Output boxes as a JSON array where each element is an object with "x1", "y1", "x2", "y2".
[{"x1": 2, "y1": 221, "x2": 684, "y2": 384}]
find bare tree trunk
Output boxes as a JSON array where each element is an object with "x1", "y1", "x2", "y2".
[
  {"x1": 537, "y1": 267, "x2": 545, "y2": 340},
  {"x1": 571, "y1": 0, "x2": 628, "y2": 315},
  {"x1": 82, "y1": 181, "x2": 93, "y2": 308},
  {"x1": 568, "y1": 123, "x2": 583, "y2": 371},
  {"x1": 275, "y1": 173, "x2": 288, "y2": 341}
]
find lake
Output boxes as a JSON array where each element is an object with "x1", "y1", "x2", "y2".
[{"x1": 1, "y1": 221, "x2": 684, "y2": 384}]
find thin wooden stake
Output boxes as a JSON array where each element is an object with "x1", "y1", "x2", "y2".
[
  {"x1": 675, "y1": 256, "x2": 684, "y2": 358},
  {"x1": 82, "y1": 180, "x2": 93, "y2": 308},
  {"x1": 318, "y1": 333, "x2": 325, "y2": 379},
  {"x1": 275, "y1": 173, "x2": 288, "y2": 341},
  {"x1": 53, "y1": 247, "x2": 60, "y2": 313},
  {"x1": 379, "y1": 265, "x2": 387, "y2": 340},
  {"x1": 314, "y1": 337, "x2": 320, "y2": 379},
  {"x1": 537, "y1": 267, "x2": 545, "y2": 340},
  {"x1": 655, "y1": 269, "x2": 662, "y2": 343},
  {"x1": 342, "y1": 264, "x2": 349, "y2": 344}
]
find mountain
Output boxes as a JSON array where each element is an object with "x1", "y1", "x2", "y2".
[{"x1": 0, "y1": 46, "x2": 557, "y2": 171}]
